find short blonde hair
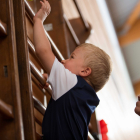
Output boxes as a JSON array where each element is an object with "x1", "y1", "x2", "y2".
[{"x1": 77, "y1": 43, "x2": 112, "y2": 92}]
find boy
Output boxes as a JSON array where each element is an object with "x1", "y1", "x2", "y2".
[{"x1": 33, "y1": 0, "x2": 112, "y2": 139}]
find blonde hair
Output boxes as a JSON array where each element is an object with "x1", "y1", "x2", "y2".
[{"x1": 77, "y1": 43, "x2": 112, "y2": 92}]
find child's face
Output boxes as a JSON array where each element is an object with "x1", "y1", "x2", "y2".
[{"x1": 61, "y1": 47, "x2": 86, "y2": 75}]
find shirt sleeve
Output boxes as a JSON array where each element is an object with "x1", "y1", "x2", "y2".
[{"x1": 47, "y1": 57, "x2": 77, "y2": 100}]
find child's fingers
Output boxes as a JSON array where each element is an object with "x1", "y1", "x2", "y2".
[
  {"x1": 39, "y1": 82, "x2": 49, "y2": 88},
  {"x1": 40, "y1": 1, "x2": 44, "y2": 7},
  {"x1": 42, "y1": 73, "x2": 48, "y2": 80},
  {"x1": 44, "y1": 83, "x2": 49, "y2": 89},
  {"x1": 43, "y1": 0, "x2": 46, "y2": 3}
]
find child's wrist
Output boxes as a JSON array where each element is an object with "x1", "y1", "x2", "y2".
[{"x1": 33, "y1": 17, "x2": 43, "y2": 24}]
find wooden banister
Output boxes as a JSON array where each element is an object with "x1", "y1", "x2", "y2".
[
  {"x1": 0, "y1": 99, "x2": 14, "y2": 119},
  {"x1": 73, "y1": 0, "x2": 89, "y2": 30},
  {"x1": 0, "y1": 20, "x2": 7, "y2": 37},
  {"x1": 24, "y1": 0, "x2": 64, "y2": 61},
  {"x1": 64, "y1": 14, "x2": 80, "y2": 46},
  {"x1": 33, "y1": 96, "x2": 46, "y2": 115}
]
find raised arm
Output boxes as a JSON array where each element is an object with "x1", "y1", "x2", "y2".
[{"x1": 33, "y1": 0, "x2": 55, "y2": 74}]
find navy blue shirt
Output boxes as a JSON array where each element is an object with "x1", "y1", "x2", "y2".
[{"x1": 42, "y1": 76, "x2": 100, "y2": 140}]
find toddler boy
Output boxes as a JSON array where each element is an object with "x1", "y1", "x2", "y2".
[{"x1": 33, "y1": 0, "x2": 112, "y2": 139}]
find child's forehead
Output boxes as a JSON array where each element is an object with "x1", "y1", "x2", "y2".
[
  {"x1": 74, "y1": 47, "x2": 84, "y2": 53},
  {"x1": 73, "y1": 47, "x2": 86, "y2": 57}
]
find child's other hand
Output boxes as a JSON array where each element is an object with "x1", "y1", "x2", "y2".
[
  {"x1": 39, "y1": 73, "x2": 49, "y2": 90},
  {"x1": 33, "y1": 0, "x2": 51, "y2": 23}
]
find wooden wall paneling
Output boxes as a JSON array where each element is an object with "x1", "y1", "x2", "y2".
[
  {"x1": 12, "y1": 0, "x2": 36, "y2": 139},
  {"x1": 34, "y1": 0, "x2": 69, "y2": 59},
  {"x1": 0, "y1": 0, "x2": 24, "y2": 139}
]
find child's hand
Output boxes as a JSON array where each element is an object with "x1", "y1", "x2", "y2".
[
  {"x1": 33, "y1": 0, "x2": 51, "y2": 23},
  {"x1": 39, "y1": 73, "x2": 49, "y2": 90}
]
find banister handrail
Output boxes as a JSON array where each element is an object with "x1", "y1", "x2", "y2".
[
  {"x1": 0, "y1": 20, "x2": 7, "y2": 37},
  {"x1": 73, "y1": 0, "x2": 89, "y2": 31},
  {"x1": 24, "y1": 0, "x2": 64, "y2": 61},
  {"x1": 0, "y1": 99, "x2": 14, "y2": 119},
  {"x1": 33, "y1": 96, "x2": 46, "y2": 115},
  {"x1": 64, "y1": 14, "x2": 80, "y2": 46},
  {"x1": 29, "y1": 60, "x2": 52, "y2": 96}
]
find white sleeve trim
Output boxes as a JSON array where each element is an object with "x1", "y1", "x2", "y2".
[{"x1": 47, "y1": 57, "x2": 77, "y2": 100}]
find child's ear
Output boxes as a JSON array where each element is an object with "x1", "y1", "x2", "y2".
[{"x1": 79, "y1": 67, "x2": 91, "y2": 77}]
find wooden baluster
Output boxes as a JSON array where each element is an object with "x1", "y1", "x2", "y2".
[
  {"x1": 0, "y1": 99, "x2": 14, "y2": 119},
  {"x1": 0, "y1": 20, "x2": 7, "y2": 37}
]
